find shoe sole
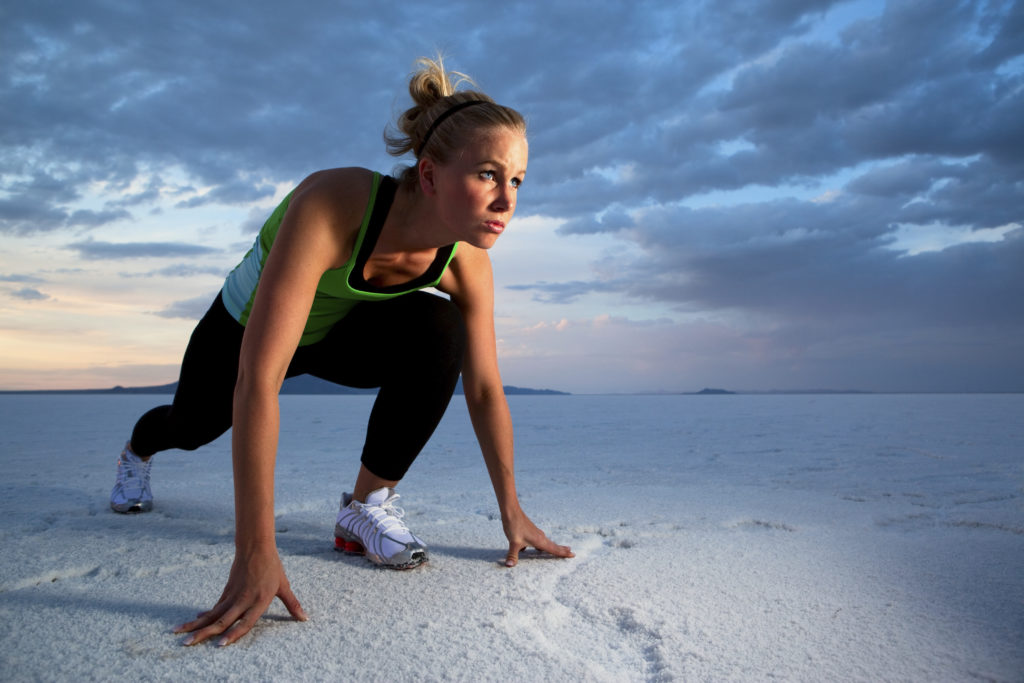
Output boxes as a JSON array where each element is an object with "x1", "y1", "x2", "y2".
[
  {"x1": 333, "y1": 536, "x2": 427, "y2": 570},
  {"x1": 111, "y1": 502, "x2": 153, "y2": 514}
]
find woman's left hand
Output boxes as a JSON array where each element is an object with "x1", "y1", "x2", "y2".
[{"x1": 502, "y1": 510, "x2": 574, "y2": 567}]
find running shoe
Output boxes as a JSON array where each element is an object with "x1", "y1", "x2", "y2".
[
  {"x1": 110, "y1": 442, "x2": 153, "y2": 513},
  {"x1": 334, "y1": 487, "x2": 428, "y2": 569}
]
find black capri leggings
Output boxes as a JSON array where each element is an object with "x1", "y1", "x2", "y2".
[{"x1": 130, "y1": 291, "x2": 466, "y2": 481}]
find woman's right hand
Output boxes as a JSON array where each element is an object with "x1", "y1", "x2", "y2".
[{"x1": 174, "y1": 545, "x2": 307, "y2": 647}]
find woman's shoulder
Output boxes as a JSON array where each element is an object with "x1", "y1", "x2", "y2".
[
  {"x1": 293, "y1": 167, "x2": 376, "y2": 205},
  {"x1": 285, "y1": 167, "x2": 377, "y2": 231},
  {"x1": 439, "y1": 241, "x2": 492, "y2": 302}
]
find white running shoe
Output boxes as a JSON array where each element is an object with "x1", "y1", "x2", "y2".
[
  {"x1": 110, "y1": 442, "x2": 153, "y2": 513},
  {"x1": 334, "y1": 487, "x2": 428, "y2": 569}
]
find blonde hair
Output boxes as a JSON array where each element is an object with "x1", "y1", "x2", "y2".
[{"x1": 385, "y1": 55, "x2": 526, "y2": 188}]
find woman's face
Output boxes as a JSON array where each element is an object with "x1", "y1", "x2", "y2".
[{"x1": 427, "y1": 127, "x2": 528, "y2": 249}]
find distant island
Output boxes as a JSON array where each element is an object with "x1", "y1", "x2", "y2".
[
  {"x1": 0, "y1": 375, "x2": 569, "y2": 396},
  {"x1": 646, "y1": 388, "x2": 877, "y2": 395}
]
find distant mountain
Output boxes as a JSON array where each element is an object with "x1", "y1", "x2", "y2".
[
  {"x1": 1, "y1": 375, "x2": 569, "y2": 396},
  {"x1": 499, "y1": 385, "x2": 569, "y2": 396}
]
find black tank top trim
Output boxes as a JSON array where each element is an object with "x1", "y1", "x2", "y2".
[{"x1": 348, "y1": 176, "x2": 457, "y2": 295}]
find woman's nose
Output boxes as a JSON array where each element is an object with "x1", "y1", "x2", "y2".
[{"x1": 492, "y1": 185, "x2": 514, "y2": 212}]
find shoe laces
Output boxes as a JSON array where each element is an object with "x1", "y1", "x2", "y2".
[
  {"x1": 355, "y1": 493, "x2": 409, "y2": 536},
  {"x1": 116, "y1": 453, "x2": 151, "y2": 495}
]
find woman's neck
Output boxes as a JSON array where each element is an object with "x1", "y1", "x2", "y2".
[{"x1": 376, "y1": 185, "x2": 454, "y2": 255}]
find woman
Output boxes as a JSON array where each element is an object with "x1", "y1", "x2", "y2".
[{"x1": 109, "y1": 56, "x2": 574, "y2": 647}]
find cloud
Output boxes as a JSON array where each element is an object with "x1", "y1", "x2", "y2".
[
  {"x1": 0, "y1": 1, "x2": 858, "y2": 230},
  {"x1": 10, "y1": 287, "x2": 50, "y2": 301},
  {"x1": 2, "y1": 1, "x2": 403, "y2": 227},
  {"x1": 67, "y1": 208, "x2": 133, "y2": 228},
  {"x1": 175, "y1": 180, "x2": 278, "y2": 209},
  {"x1": 119, "y1": 264, "x2": 228, "y2": 279},
  {"x1": 0, "y1": 171, "x2": 134, "y2": 235},
  {"x1": 66, "y1": 239, "x2": 220, "y2": 260},
  {"x1": 8, "y1": 1, "x2": 1016, "y2": 233},
  {"x1": 0, "y1": 274, "x2": 45, "y2": 283},
  {"x1": 536, "y1": 190, "x2": 1024, "y2": 329},
  {"x1": 506, "y1": 280, "x2": 623, "y2": 305},
  {"x1": 152, "y1": 294, "x2": 218, "y2": 320},
  {"x1": 522, "y1": 1, "x2": 1023, "y2": 222},
  {"x1": 0, "y1": 199, "x2": 131, "y2": 235},
  {"x1": 0, "y1": 194, "x2": 78, "y2": 235},
  {"x1": 509, "y1": 4, "x2": 1024, "y2": 384},
  {"x1": 2, "y1": 0, "x2": 1022, "y2": 391}
]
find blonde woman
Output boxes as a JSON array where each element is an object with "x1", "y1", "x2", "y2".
[{"x1": 110, "y1": 56, "x2": 574, "y2": 646}]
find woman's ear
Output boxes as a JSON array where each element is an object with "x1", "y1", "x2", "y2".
[{"x1": 418, "y1": 157, "x2": 438, "y2": 196}]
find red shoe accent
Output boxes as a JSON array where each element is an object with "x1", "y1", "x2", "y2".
[{"x1": 334, "y1": 537, "x2": 365, "y2": 554}]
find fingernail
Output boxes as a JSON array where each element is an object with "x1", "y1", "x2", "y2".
[
  {"x1": 183, "y1": 635, "x2": 194, "y2": 646},
  {"x1": 218, "y1": 637, "x2": 229, "y2": 648}
]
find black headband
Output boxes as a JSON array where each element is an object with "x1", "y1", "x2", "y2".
[{"x1": 416, "y1": 100, "x2": 487, "y2": 156}]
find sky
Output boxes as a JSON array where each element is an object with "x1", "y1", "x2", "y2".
[{"x1": 1, "y1": 0, "x2": 1022, "y2": 394}]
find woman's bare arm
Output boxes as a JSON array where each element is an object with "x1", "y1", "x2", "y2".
[
  {"x1": 441, "y1": 245, "x2": 574, "y2": 566},
  {"x1": 177, "y1": 170, "x2": 369, "y2": 645}
]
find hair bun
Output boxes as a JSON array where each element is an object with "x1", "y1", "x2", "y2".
[{"x1": 408, "y1": 55, "x2": 472, "y2": 107}]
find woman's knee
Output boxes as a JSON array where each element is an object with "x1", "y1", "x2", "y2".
[
  {"x1": 415, "y1": 296, "x2": 466, "y2": 375},
  {"x1": 425, "y1": 295, "x2": 466, "y2": 352},
  {"x1": 387, "y1": 293, "x2": 467, "y2": 364}
]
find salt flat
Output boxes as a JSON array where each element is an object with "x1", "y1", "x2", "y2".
[{"x1": 0, "y1": 394, "x2": 1021, "y2": 681}]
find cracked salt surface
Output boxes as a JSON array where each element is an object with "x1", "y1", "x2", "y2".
[{"x1": 0, "y1": 393, "x2": 1022, "y2": 681}]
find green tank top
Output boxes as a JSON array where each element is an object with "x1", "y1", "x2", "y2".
[{"x1": 221, "y1": 172, "x2": 459, "y2": 345}]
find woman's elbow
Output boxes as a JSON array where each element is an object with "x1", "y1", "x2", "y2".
[
  {"x1": 234, "y1": 362, "x2": 286, "y2": 399},
  {"x1": 462, "y1": 380, "x2": 504, "y2": 409}
]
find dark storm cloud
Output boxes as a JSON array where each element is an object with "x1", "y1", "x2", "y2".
[
  {"x1": 2, "y1": 1, "x2": 401, "y2": 235},
  {"x1": 528, "y1": 2, "x2": 1024, "y2": 366},
  {"x1": 1, "y1": 0, "x2": 854, "y2": 232},
  {"x1": 527, "y1": 0, "x2": 1022, "y2": 217},
  {"x1": 66, "y1": 239, "x2": 220, "y2": 260}
]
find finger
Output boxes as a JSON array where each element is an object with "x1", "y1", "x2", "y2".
[
  {"x1": 216, "y1": 606, "x2": 263, "y2": 647},
  {"x1": 184, "y1": 617, "x2": 236, "y2": 646},
  {"x1": 505, "y1": 543, "x2": 526, "y2": 568},
  {"x1": 517, "y1": 528, "x2": 575, "y2": 560},
  {"x1": 277, "y1": 583, "x2": 308, "y2": 622},
  {"x1": 182, "y1": 604, "x2": 246, "y2": 646},
  {"x1": 534, "y1": 536, "x2": 575, "y2": 558},
  {"x1": 174, "y1": 603, "x2": 226, "y2": 634}
]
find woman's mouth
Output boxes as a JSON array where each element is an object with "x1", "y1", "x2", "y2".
[{"x1": 484, "y1": 220, "x2": 506, "y2": 234}]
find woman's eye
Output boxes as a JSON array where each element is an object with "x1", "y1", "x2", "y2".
[
  {"x1": 510, "y1": 177, "x2": 522, "y2": 189},
  {"x1": 480, "y1": 170, "x2": 496, "y2": 181}
]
